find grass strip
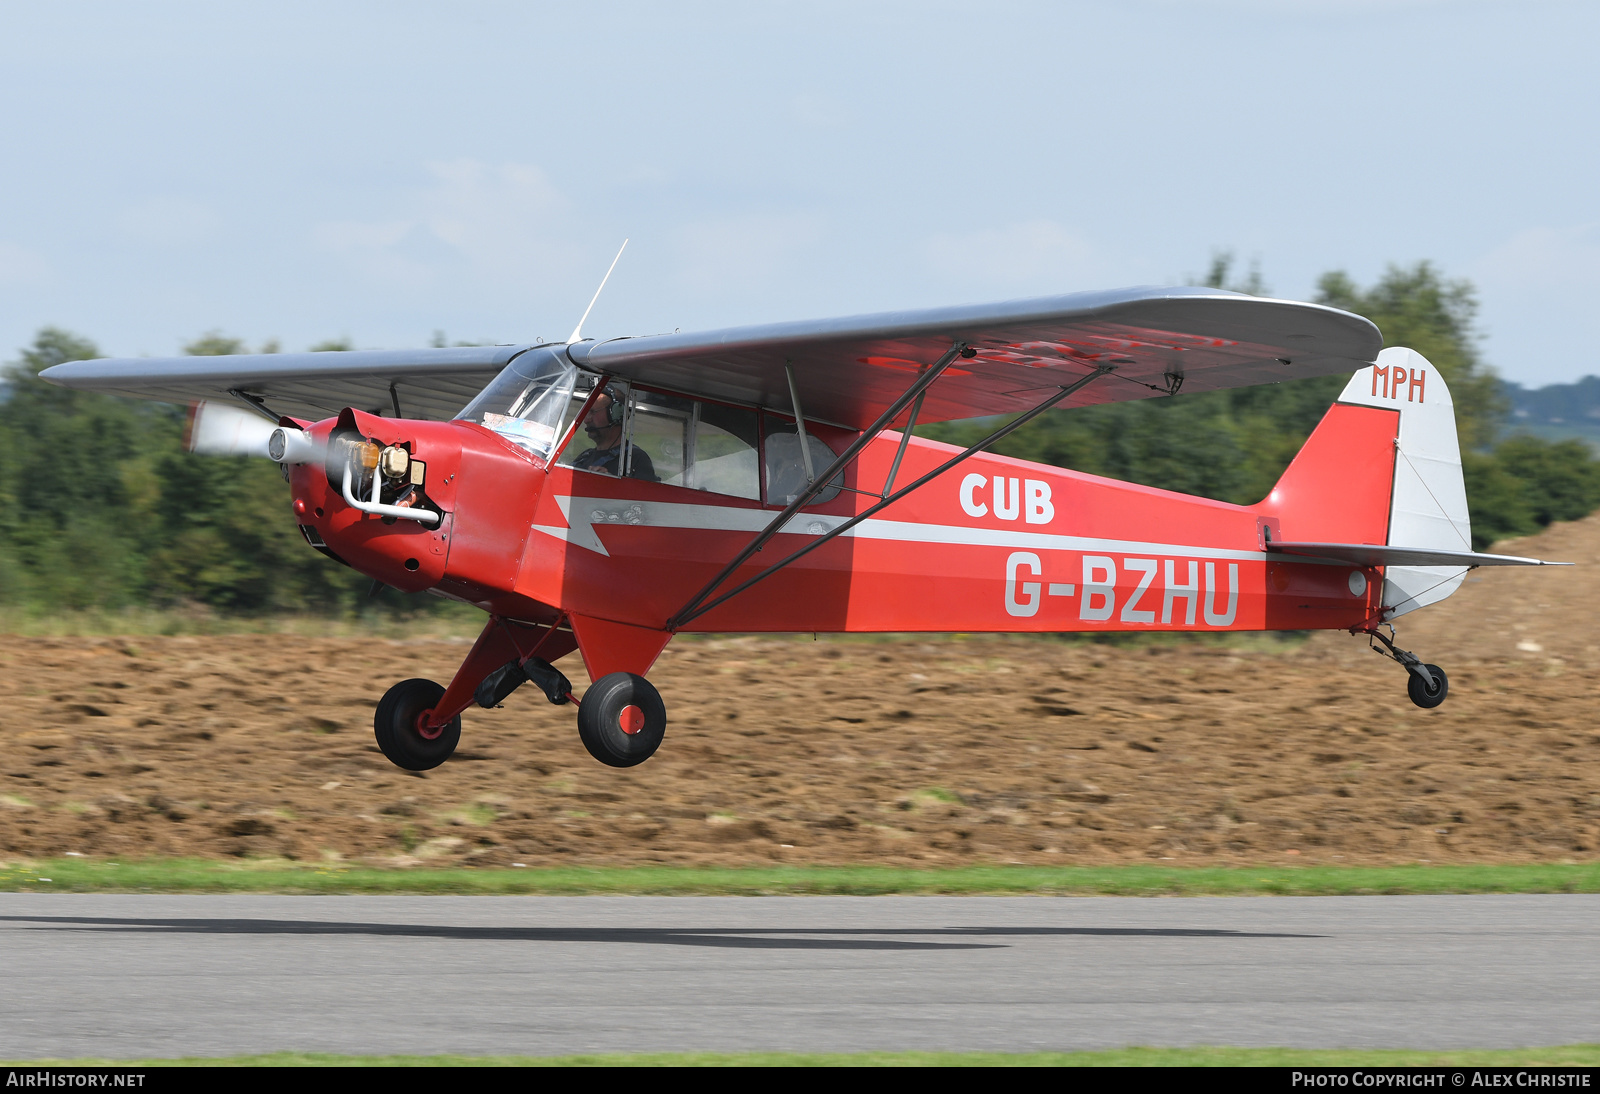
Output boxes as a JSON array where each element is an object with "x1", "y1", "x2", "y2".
[
  {"x1": 5, "y1": 1047, "x2": 1600, "y2": 1066},
  {"x1": 2, "y1": 859, "x2": 1599, "y2": 896}
]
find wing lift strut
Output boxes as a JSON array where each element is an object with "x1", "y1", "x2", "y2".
[{"x1": 665, "y1": 348, "x2": 1115, "y2": 631}]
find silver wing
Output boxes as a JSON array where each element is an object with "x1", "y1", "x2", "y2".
[
  {"x1": 41, "y1": 286, "x2": 1381, "y2": 428},
  {"x1": 40, "y1": 344, "x2": 537, "y2": 422},
  {"x1": 569, "y1": 285, "x2": 1380, "y2": 427}
]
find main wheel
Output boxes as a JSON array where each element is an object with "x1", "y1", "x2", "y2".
[
  {"x1": 1407, "y1": 664, "x2": 1449, "y2": 709},
  {"x1": 374, "y1": 678, "x2": 461, "y2": 771},
  {"x1": 576, "y1": 672, "x2": 666, "y2": 768}
]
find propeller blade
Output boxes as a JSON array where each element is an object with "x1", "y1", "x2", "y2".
[
  {"x1": 185, "y1": 401, "x2": 278, "y2": 457},
  {"x1": 183, "y1": 401, "x2": 327, "y2": 465}
]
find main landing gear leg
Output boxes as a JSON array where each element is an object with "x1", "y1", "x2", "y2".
[
  {"x1": 1362, "y1": 625, "x2": 1449, "y2": 709},
  {"x1": 373, "y1": 617, "x2": 580, "y2": 772}
]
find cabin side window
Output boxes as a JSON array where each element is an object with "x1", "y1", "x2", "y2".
[
  {"x1": 557, "y1": 382, "x2": 761, "y2": 499},
  {"x1": 556, "y1": 376, "x2": 645, "y2": 479},
  {"x1": 635, "y1": 393, "x2": 760, "y2": 500},
  {"x1": 683, "y1": 402, "x2": 761, "y2": 500},
  {"x1": 622, "y1": 389, "x2": 687, "y2": 484}
]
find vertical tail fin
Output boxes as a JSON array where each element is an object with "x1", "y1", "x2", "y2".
[{"x1": 1258, "y1": 347, "x2": 1472, "y2": 619}]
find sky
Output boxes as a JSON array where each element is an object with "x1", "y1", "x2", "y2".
[{"x1": 1, "y1": 0, "x2": 1597, "y2": 385}]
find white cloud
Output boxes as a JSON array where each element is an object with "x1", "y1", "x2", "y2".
[
  {"x1": 787, "y1": 93, "x2": 847, "y2": 129},
  {"x1": 117, "y1": 198, "x2": 221, "y2": 246},
  {"x1": 310, "y1": 160, "x2": 580, "y2": 293},
  {"x1": 1470, "y1": 223, "x2": 1600, "y2": 290},
  {"x1": 0, "y1": 242, "x2": 50, "y2": 286},
  {"x1": 418, "y1": 160, "x2": 571, "y2": 268},
  {"x1": 1468, "y1": 222, "x2": 1600, "y2": 384},
  {"x1": 1153, "y1": 0, "x2": 1462, "y2": 10},
  {"x1": 670, "y1": 212, "x2": 826, "y2": 296},
  {"x1": 315, "y1": 220, "x2": 414, "y2": 252},
  {"x1": 312, "y1": 219, "x2": 429, "y2": 288},
  {"x1": 922, "y1": 220, "x2": 1098, "y2": 295}
]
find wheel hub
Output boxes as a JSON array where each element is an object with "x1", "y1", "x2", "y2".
[
  {"x1": 618, "y1": 704, "x2": 646, "y2": 735},
  {"x1": 416, "y1": 710, "x2": 444, "y2": 740}
]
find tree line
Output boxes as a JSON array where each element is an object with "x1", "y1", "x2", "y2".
[
  {"x1": 1, "y1": 260, "x2": 1597, "y2": 617},
  {"x1": 0, "y1": 330, "x2": 393, "y2": 616}
]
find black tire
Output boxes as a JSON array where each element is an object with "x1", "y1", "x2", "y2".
[
  {"x1": 1407, "y1": 664, "x2": 1449, "y2": 709},
  {"x1": 374, "y1": 678, "x2": 461, "y2": 771},
  {"x1": 576, "y1": 672, "x2": 666, "y2": 768}
]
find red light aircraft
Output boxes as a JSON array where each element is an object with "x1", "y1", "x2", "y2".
[{"x1": 43, "y1": 286, "x2": 1564, "y2": 771}]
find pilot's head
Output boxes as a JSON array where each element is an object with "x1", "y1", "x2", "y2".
[{"x1": 583, "y1": 386, "x2": 625, "y2": 449}]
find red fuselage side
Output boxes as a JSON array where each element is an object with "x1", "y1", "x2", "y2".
[{"x1": 290, "y1": 401, "x2": 1398, "y2": 644}]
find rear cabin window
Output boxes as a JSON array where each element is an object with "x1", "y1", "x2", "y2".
[
  {"x1": 683, "y1": 401, "x2": 761, "y2": 500},
  {"x1": 763, "y1": 415, "x2": 842, "y2": 506}
]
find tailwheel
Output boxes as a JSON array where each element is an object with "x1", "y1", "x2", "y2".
[
  {"x1": 576, "y1": 672, "x2": 666, "y2": 768},
  {"x1": 374, "y1": 678, "x2": 461, "y2": 771},
  {"x1": 1406, "y1": 664, "x2": 1449, "y2": 709},
  {"x1": 1364, "y1": 626, "x2": 1450, "y2": 710}
]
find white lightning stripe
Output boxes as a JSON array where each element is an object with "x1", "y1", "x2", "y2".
[
  {"x1": 534, "y1": 494, "x2": 1299, "y2": 564},
  {"x1": 847, "y1": 516, "x2": 1271, "y2": 563},
  {"x1": 532, "y1": 495, "x2": 613, "y2": 556}
]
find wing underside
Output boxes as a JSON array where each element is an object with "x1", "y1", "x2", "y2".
[
  {"x1": 39, "y1": 344, "x2": 535, "y2": 422},
  {"x1": 568, "y1": 287, "x2": 1382, "y2": 428},
  {"x1": 40, "y1": 287, "x2": 1382, "y2": 429}
]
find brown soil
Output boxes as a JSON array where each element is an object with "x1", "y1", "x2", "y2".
[{"x1": 3, "y1": 517, "x2": 1598, "y2": 868}]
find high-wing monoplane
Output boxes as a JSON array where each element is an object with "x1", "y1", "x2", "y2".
[{"x1": 44, "y1": 286, "x2": 1564, "y2": 771}]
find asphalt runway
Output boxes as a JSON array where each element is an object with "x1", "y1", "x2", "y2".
[{"x1": 2, "y1": 894, "x2": 1597, "y2": 1058}]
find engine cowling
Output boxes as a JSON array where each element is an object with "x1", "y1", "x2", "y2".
[{"x1": 286, "y1": 408, "x2": 545, "y2": 601}]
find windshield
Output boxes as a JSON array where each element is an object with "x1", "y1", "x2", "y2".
[{"x1": 455, "y1": 346, "x2": 579, "y2": 460}]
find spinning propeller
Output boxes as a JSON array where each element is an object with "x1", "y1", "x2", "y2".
[{"x1": 184, "y1": 400, "x2": 323, "y2": 464}]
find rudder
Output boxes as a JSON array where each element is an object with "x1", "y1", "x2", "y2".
[
  {"x1": 1258, "y1": 347, "x2": 1472, "y2": 620},
  {"x1": 1336, "y1": 347, "x2": 1473, "y2": 618}
]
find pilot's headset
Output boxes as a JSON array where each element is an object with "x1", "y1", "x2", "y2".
[{"x1": 584, "y1": 383, "x2": 627, "y2": 441}]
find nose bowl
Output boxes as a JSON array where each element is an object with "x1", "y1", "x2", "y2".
[{"x1": 288, "y1": 409, "x2": 546, "y2": 597}]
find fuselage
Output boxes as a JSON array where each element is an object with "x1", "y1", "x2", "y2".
[{"x1": 288, "y1": 402, "x2": 1390, "y2": 640}]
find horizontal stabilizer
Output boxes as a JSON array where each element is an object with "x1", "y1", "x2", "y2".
[{"x1": 1269, "y1": 542, "x2": 1568, "y2": 569}]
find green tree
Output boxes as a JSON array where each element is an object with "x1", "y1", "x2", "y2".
[
  {"x1": 184, "y1": 331, "x2": 248, "y2": 357},
  {"x1": 1463, "y1": 436, "x2": 1600, "y2": 548},
  {"x1": 183, "y1": 332, "x2": 279, "y2": 356},
  {"x1": 137, "y1": 332, "x2": 372, "y2": 612},
  {"x1": 1316, "y1": 262, "x2": 1505, "y2": 450},
  {"x1": 0, "y1": 328, "x2": 162, "y2": 608},
  {"x1": 0, "y1": 326, "x2": 420, "y2": 616}
]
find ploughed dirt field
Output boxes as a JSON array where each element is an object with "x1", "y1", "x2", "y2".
[{"x1": 3, "y1": 516, "x2": 1598, "y2": 868}]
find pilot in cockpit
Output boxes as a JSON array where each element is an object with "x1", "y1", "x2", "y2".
[{"x1": 571, "y1": 386, "x2": 658, "y2": 481}]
